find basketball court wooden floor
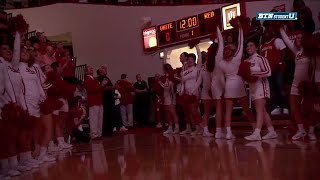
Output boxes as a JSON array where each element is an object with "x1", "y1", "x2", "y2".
[{"x1": 13, "y1": 129, "x2": 320, "y2": 180}]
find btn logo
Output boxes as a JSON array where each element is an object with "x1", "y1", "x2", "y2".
[{"x1": 256, "y1": 12, "x2": 297, "y2": 20}]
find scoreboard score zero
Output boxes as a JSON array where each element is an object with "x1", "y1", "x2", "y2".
[{"x1": 142, "y1": 3, "x2": 242, "y2": 51}]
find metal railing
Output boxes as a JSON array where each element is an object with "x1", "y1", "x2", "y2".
[{"x1": 75, "y1": 64, "x2": 87, "y2": 82}]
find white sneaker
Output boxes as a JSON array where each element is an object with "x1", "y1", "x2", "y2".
[
  {"x1": 173, "y1": 128, "x2": 180, "y2": 134},
  {"x1": 113, "y1": 127, "x2": 117, "y2": 132},
  {"x1": 38, "y1": 154, "x2": 56, "y2": 163},
  {"x1": 156, "y1": 123, "x2": 162, "y2": 128},
  {"x1": 226, "y1": 133, "x2": 235, "y2": 140},
  {"x1": 244, "y1": 133, "x2": 262, "y2": 141},
  {"x1": 292, "y1": 130, "x2": 306, "y2": 140},
  {"x1": 197, "y1": 128, "x2": 204, "y2": 135},
  {"x1": 58, "y1": 142, "x2": 72, "y2": 149},
  {"x1": 262, "y1": 131, "x2": 278, "y2": 140},
  {"x1": 271, "y1": 107, "x2": 282, "y2": 115},
  {"x1": 283, "y1": 108, "x2": 289, "y2": 115},
  {"x1": 0, "y1": 168, "x2": 20, "y2": 177},
  {"x1": 21, "y1": 160, "x2": 39, "y2": 169},
  {"x1": 180, "y1": 128, "x2": 192, "y2": 135},
  {"x1": 203, "y1": 131, "x2": 214, "y2": 137},
  {"x1": 48, "y1": 144, "x2": 61, "y2": 152},
  {"x1": 308, "y1": 132, "x2": 317, "y2": 141},
  {"x1": 120, "y1": 126, "x2": 128, "y2": 131},
  {"x1": 215, "y1": 132, "x2": 225, "y2": 139},
  {"x1": 163, "y1": 128, "x2": 173, "y2": 135},
  {"x1": 13, "y1": 164, "x2": 31, "y2": 172}
]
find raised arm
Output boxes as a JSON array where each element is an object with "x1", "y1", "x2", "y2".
[
  {"x1": 195, "y1": 45, "x2": 202, "y2": 69},
  {"x1": 11, "y1": 32, "x2": 21, "y2": 68},
  {"x1": 215, "y1": 26, "x2": 224, "y2": 60},
  {"x1": 251, "y1": 56, "x2": 271, "y2": 78},
  {"x1": 234, "y1": 27, "x2": 244, "y2": 62},
  {"x1": 280, "y1": 28, "x2": 298, "y2": 55}
]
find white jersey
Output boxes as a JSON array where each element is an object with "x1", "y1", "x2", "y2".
[
  {"x1": 19, "y1": 63, "x2": 46, "y2": 101},
  {"x1": 280, "y1": 29, "x2": 310, "y2": 95},
  {"x1": 245, "y1": 53, "x2": 271, "y2": 100},
  {"x1": 193, "y1": 65, "x2": 212, "y2": 100},
  {"x1": 219, "y1": 28, "x2": 246, "y2": 98},
  {"x1": 210, "y1": 27, "x2": 226, "y2": 99},
  {"x1": 159, "y1": 79, "x2": 175, "y2": 105},
  {"x1": 181, "y1": 45, "x2": 202, "y2": 96},
  {"x1": 0, "y1": 58, "x2": 16, "y2": 108}
]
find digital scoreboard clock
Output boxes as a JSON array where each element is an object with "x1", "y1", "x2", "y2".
[{"x1": 142, "y1": 3, "x2": 242, "y2": 51}]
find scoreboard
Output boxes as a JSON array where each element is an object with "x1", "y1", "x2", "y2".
[{"x1": 142, "y1": 3, "x2": 242, "y2": 51}]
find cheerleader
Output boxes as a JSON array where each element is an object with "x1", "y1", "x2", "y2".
[
  {"x1": 160, "y1": 64, "x2": 180, "y2": 134},
  {"x1": 18, "y1": 41, "x2": 48, "y2": 168},
  {"x1": 0, "y1": 32, "x2": 31, "y2": 176},
  {"x1": 280, "y1": 28, "x2": 315, "y2": 140},
  {"x1": 192, "y1": 51, "x2": 214, "y2": 137},
  {"x1": 218, "y1": 25, "x2": 255, "y2": 139},
  {"x1": 243, "y1": 40, "x2": 278, "y2": 141},
  {"x1": 211, "y1": 26, "x2": 226, "y2": 138},
  {"x1": 180, "y1": 45, "x2": 203, "y2": 136}
]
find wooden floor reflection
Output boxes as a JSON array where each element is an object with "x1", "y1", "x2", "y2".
[{"x1": 15, "y1": 130, "x2": 320, "y2": 180}]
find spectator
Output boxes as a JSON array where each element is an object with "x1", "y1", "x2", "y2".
[
  {"x1": 59, "y1": 54, "x2": 76, "y2": 84},
  {"x1": 133, "y1": 74, "x2": 149, "y2": 126},
  {"x1": 84, "y1": 66, "x2": 104, "y2": 139},
  {"x1": 113, "y1": 89, "x2": 128, "y2": 132},
  {"x1": 295, "y1": 8, "x2": 315, "y2": 33},
  {"x1": 245, "y1": 17, "x2": 263, "y2": 46},
  {"x1": 97, "y1": 65, "x2": 117, "y2": 136},
  {"x1": 293, "y1": 0, "x2": 312, "y2": 17},
  {"x1": 41, "y1": 45, "x2": 56, "y2": 67},
  {"x1": 117, "y1": 74, "x2": 135, "y2": 128}
]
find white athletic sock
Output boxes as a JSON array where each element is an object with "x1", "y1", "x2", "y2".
[
  {"x1": 297, "y1": 124, "x2": 305, "y2": 132},
  {"x1": 267, "y1": 126, "x2": 275, "y2": 133},
  {"x1": 226, "y1": 127, "x2": 232, "y2": 134},
  {"x1": 204, "y1": 126, "x2": 208, "y2": 132},
  {"x1": 57, "y1": 137, "x2": 65, "y2": 145},
  {"x1": 8, "y1": 156, "x2": 18, "y2": 167},
  {"x1": 19, "y1": 152, "x2": 29, "y2": 162},
  {"x1": 216, "y1": 127, "x2": 222, "y2": 133},
  {"x1": 253, "y1": 128, "x2": 261, "y2": 135},
  {"x1": 309, "y1": 126, "x2": 315, "y2": 133},
  {"x1": 175, "y1": 124, "x2": 179, "y2": 129},
  {"x1": 39, "y1": 147, "x2": 47, "y2": 157},
  {"x1": 0, "y1": 158, "x2": 9, "y2": 169}
]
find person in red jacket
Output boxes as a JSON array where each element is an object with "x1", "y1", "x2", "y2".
[
  {"x1": 84, "y1": 66, "x2": 104, "y2": 139},
  {"x1": 117, "y1": 74, "x2": 135, "y2": 128}
]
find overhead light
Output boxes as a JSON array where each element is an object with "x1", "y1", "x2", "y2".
[
  {"x1": 208, "y1": 41, "x2": 213, "y2": 44},
  {"x1": 159, "y1": 51, "x2": 164, "y2": 59}
]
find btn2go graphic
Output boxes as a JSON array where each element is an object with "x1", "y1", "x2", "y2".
[{"x1": 256, "y1": 12, "x2": 298, "y2": 20}]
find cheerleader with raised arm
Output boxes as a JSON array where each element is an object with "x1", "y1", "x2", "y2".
[
  {"x1": 218, "y1": 23, "x2": 255, "y2": 139},
  {"x1": 243, "y1": 40, "x2": 278, "y2": 141},
  {"x1": 180, "y1": 45, "x2": 203, "y2": 136},
  {"x1": 160, "y1": 64, "x2": 180, "y2": 134},
  {"x1": 0, "y1": 32, "x2": 32, "y2": 177},
  {"x1": 279, "y1": 28, "x2": 315, "y2": 140},
  {"x1": 210, "y1": 26, "x2": 226, "y2": 138},
  {"x1": 191, "y1": 51, "x2": 214, "y2": 137}
]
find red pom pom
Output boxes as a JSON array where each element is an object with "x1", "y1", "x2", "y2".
[
  {"x1": 188, "y1": 39, "x2": 200, "y2": 49},
  {"x1": 237, "y1": 61, "x2": 251, "y2": 81},
  {"x1": 40, "y1": 97, "x2": 64, "y2": 115},
  {"x1": 7, "y1": 14, "x2": 29, "y2": 34}
]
